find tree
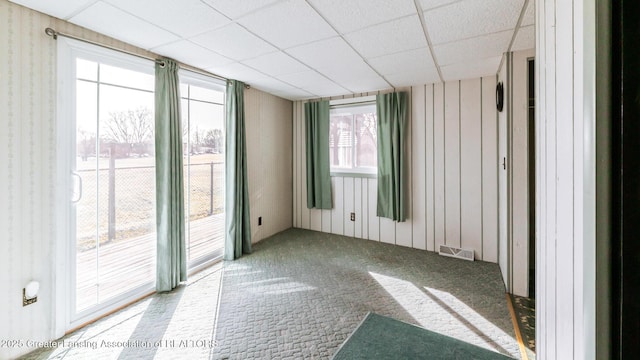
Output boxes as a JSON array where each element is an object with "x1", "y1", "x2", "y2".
[
  {"x1": 204, "y1": 129, "x2": 223, "y2": 153},
  {"x1": 102, "y1": 107, "x2": 153, "y2": 145}
]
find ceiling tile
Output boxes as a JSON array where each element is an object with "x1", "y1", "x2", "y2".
[
  {"x1": 511, "y1": 25, "x2": 534, "y2": 51},
  {"x1": 368, "y1": 47, "x2": 435, "y2": 75},
  {"x1": 152, "y1": 40, "x2": 234, "y2": 70},
  {"x1": 440, "y1": 55, "x2": 501, "y2": 81},
  {"x1": 104, "y1": 0, "x2": 230, "y2": 38},
  {"x1": 345, "y1": 15, "x2": 427, "y2": 58},
  {"x1": 9, "y1": 0, "x2": 95, "y2": 20},
  {"x1": 278, "y1": 71, "x2": 348, "y2": 97},
  {"x1": 205, "y1": 62, "x2": 267, "y2": 83},
  {"x1": 270, "y1": 89, "x2": 314, "y2": 101},
  {"x1": 69, "y1": 1, "x2": 180, "y2": 49},
  {"x1": 249, "y1": 76, "x2": 312, "y2": 100},
  {"x1": 418, "y1": 0, "x2": 461, "y2": 11},
  {"x1": 201, "y1": 0, "x2": 279, "y2": 19},
  {"x1": 190, "y1": 23, "x2": 277, "y2": 61},
  {"x1": 385, "y1": 68, "x2": 441, "y2": 87},
  {"x1": 286, "y1": 37, "x2": 363, "y2": 71},
  {"x1": 434, "y1": 30, "x2": 513, "y2": 66},
  {"x1": 318, "y1": 61, "x2": 389, "y2": 93},
  {"x1": 424, "y1": 0, "x2": 524, "y2": 45},
  {"x1": 242, "y1": 51, "x2": 310, "y2": 76},
  {"x1": 308, "y1": 0, "x2": 416, "y2": 34},
  {"x1": 521, "y1": 0, "x2": 534, "y2": 26},
  {"x1": 237, "y1": 0, "x2": 337, "y2": 49}
]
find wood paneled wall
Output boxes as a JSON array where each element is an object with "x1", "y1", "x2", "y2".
[
  {"x1": 244, "y1": 88, "x2": 293, "y2": 243},
  {"x1": 293, "y1": 77, "x2": 500, "y2": 262}
]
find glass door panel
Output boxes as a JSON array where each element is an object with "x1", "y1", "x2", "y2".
[{"x1": 73, "y1": 57, "x2": 155, "y2": 315}]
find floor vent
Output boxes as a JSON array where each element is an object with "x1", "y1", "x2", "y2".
[{"x1": 438, "y1": 245, "x2": 474, "y2": 261}]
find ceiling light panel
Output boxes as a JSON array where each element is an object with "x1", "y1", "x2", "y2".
[
  {"x1": 201, "y1": 0, "x2": 279, "y2": 20},
  {"x1": 9, "y1": 0, "x2": 95, "y2": 20},
  {"x1": 424, "y1": 0, "x2": 524, "y2": 45},
  {"x1": 104, "y1": 0, "x2": 230, "y2": 38},
  {"x1": 307, "y1": 0, "x2": 416, "y2": 34},
  {"x1": 152, "y1": 40, "x2": 234, "y2": 70},
  {"x1": 69, "y1": 1, "x2": 180, "y2": 49},
  {"x1": 440, "y1": 55, "x2": 501, "y2": 81},
  {"x1": 368, "y1": 47, "x2": 435, "y2": 75},
  {"x1": 511, "y1": 25, "x2": 534, "y2": 51},
  {"x1": 433, "y1": 30, "x2": 513, "y2": 66},
  {"x1": 190, "y1": 23, "x2": 277, "y2": 61},
  {"x1": 237, "y1": 0, "x2": 337, "y2": 49},
  {"x1": 345, "y1": 15, "x2": 427, "y2": 59},
  {"x1": 242, "y1": 51, "x2": 310, "y2": 76}
]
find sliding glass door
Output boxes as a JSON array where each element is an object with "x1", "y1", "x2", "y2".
[
  {"x1": 180, "y1": 72, "x2": 226, "y2": 268},
  {"x1": 67, "y1": 41, "x2": 157, "y2": 321}
]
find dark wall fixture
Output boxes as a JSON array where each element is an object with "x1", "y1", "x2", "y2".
[{"x1": 496, "y1": 82, "x2": 504, "y2": 112}]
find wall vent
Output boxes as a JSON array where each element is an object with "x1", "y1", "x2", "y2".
[{"x1": 438, "y1": 245, "x2": 474, "y2": 261}]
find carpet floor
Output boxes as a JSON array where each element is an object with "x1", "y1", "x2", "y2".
[
  {"x1": 211, "y1": 229, "x2": 520, "y2": 359},
  {"x1": 21, "y1": 228, "x2": 521, "y2": 359}
]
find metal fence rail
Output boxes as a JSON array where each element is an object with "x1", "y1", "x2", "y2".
[{"x1": 76, "y1": 162, "x2": 224, "y2": 250}]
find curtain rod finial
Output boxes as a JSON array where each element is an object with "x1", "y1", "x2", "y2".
[{"x1": 45, "y1": 27, "x2": 57, "y2": 39}]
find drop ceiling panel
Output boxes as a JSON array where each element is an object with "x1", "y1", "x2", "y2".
[
  {"x1": 104, "y1": 0, "x2": 230, "y2": 38},
  {"x1": 440, "y1": 56, "x2": 501, "y2": 81},
  {"x1": 424, "y1": 0, "x2": 524, "y2": 45},
  {"x1": 152, "y1": 40, "x2": 234, "y2": 70},
  {"x1": 345, "y1": 15, "x2": 427, "y2": 58},
  {"x1": 418, "y1": 0, "x2": 461, "y2": 11},
  {"x1": 368, "y1": 47, "x2": 435, "y2": 75},
  {"x1": 242, "y1": 51, "x2": 310, "y2": 76},
  {"x1": 237, "y1": 0, "x2": 337, "y2": 49},
  {"x1": 278, "y1": 71, "x2": 348, "y2": 97},
  {"x1": 9, "y1": 0, "x2": 94, "y2": 20},
  {"x1": 206, "y1": 62, "x2": 266, "y2": 82},
  {"x1": 190, "y1": 23, "x2": 277, "y2": 61},
  {"x1": 318, "y1": 61, "x2": 389, "y2": 93},
  {"x1": 511, "y1": 25, "x2": 534, "y2": 52},
  {"x1": 286, "y1": 37, "x2": 363, "y2": 71},
  {"x1": 434, "y1": 30, "x2": 512, "y2": 66},
  {"x1": 385, "y1": 68, "x2": 441, "y2": 87},
  {"x1": 308, "y1": 0, "x2": 416, "y2": 34},
  {"x1": 201, "y1": 0, "x2": 279, "y2": 20},
  {"x1": 521, "y1": 0, "x2": 534, "y2": 26},
  {"x1": 69, "y1": 1, "x2": 180, "y2": 49}
]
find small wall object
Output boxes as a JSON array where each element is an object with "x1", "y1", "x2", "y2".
[
  {"x1": 23, "y1": 280, "x2": 39, "y2": 306},
  {"x1": 496, "y1": 82, "x2": 504, "y2": 112}
]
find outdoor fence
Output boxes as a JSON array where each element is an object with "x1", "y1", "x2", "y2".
[{"x1": 75, "y1": 161, "x2": 224, "y2": 250}]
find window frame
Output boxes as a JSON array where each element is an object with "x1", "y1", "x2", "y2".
[{"x1": 329, "y1": 96, "x2": 378, "y2": 178}]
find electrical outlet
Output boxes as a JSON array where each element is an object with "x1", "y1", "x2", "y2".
[
  {"x1": 258, "y1": 216, "x2": 262, "y2": 226},
  {"x1": 350, "y1": 212, "x2": 355, "y2": 222}
]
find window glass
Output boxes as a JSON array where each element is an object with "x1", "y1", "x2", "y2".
[{"x1": 329, "y1": 102, "x2": 377, "y2": 173}]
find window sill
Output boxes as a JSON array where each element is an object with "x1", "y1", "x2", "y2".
[{"x1": 330, "y1": 171, "x2": 377, "y2": 179}]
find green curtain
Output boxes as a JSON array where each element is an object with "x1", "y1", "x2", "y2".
[
  {"x1": 305, "y1": 101, "x2": 332, "y2": 209},
  {"x1": 224, "y1": 80, "x2": 252, "y2": 260},
  {"x1": 376, "y1": 92, "x2": 408, "y2": 222},
  {"x1": 155, "y1": 58, "x2": 187, "y2": 291}
]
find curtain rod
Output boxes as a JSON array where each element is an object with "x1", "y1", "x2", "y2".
[{"x1": 44, "y1": 27, "x2": 250, "y2": 89}]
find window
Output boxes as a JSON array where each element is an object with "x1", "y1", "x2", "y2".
[
  {"x1": 329, "y1": 98, "x2": 377, "y2": 174},
  {"x1": 179, "y1": 71, "x2": 226, "y2": 268}
]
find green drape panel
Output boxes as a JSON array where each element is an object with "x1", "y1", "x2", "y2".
[
  {"x1": 155, "y1": 58, "x2": 187, "y2": 291},
  {"x1": 224, "y1": 80, "x2": 252, "y2": 260},
  {"x1": 376, "y1": 92, "x2": 408, "y2": 222},
  {"x1": 304, "y1": 101, "x2": 332, "y2": 209}
]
